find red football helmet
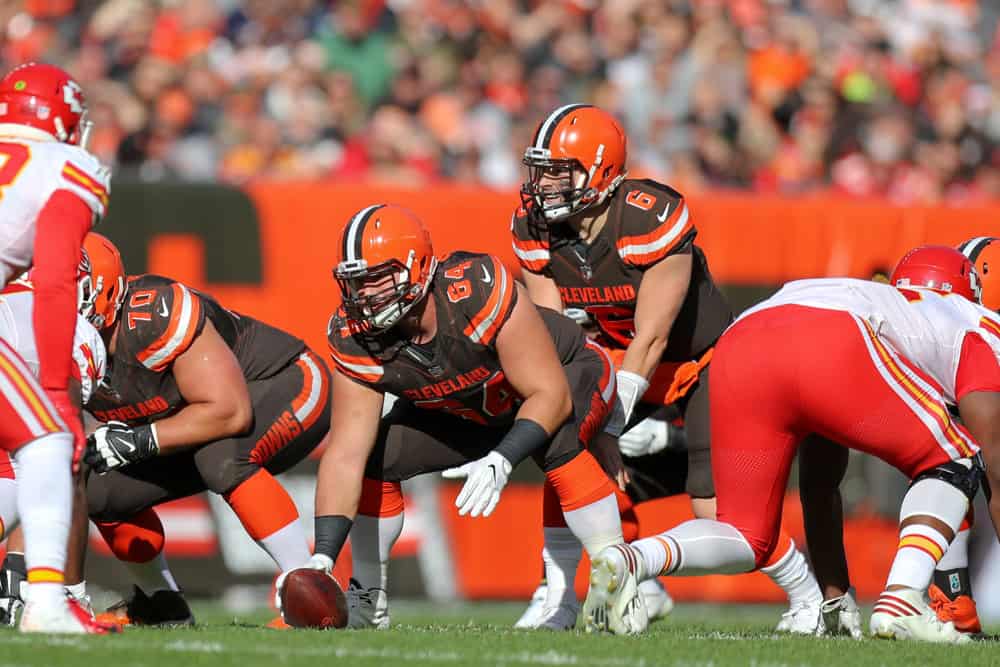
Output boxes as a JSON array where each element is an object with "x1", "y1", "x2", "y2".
[
  {"x1": 522, "y1": 104, "x2": 628, "y2": 223},
  {"x1": 0, "y1": 63, "x2": 91, "y2": 146},
  {"x1": 958, "y1": 237, "x2": 1000, "y2": 311},
  {"x1": 78, "y1": 232, "x2": 126, "y2": 331},
  {"x1": 890, "y1": 245, "x2": 981, "y2": 303},
  {"x1": 334, "y1": 204, "x2": 438, "y2": 331}
]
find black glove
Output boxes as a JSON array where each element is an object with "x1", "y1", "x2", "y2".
[{"x1": 85, "y1": 421, "x2": 159, "y2": 473}]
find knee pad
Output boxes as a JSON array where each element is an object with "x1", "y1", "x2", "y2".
[{"x1": 910, "y1": 456, "x2": 984, "y2": 502}]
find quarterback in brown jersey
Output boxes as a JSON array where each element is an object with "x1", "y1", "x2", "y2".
[
  {"x1": 276, "y1": 204, "x2": 638, "y2": 632},
  {"x1": 512, "y1": 104, "x2": 824, "y2": 633},
  {"x1": 76, "y1": 233, "x2": 330, "y2": 625}
]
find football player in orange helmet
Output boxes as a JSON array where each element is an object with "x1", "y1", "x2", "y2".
[
  {"x1": 72, "y1": 233, "x2": 332, "y2": 627},
  {"x1": 280, "y1": 204, "x2": 632, "y2": 631},
  {"x1": 513, "y1": 104, "x2": 821, "y2": 632},
  {"x1": 959, "y1": 237, "x2": 1000, "y2": 312}
]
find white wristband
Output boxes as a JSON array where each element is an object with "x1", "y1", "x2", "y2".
[{"x1": 603, "y1": 370, "x2": 649, "y2": 437}]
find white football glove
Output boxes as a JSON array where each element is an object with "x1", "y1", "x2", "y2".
[
  {"x1": 618, "y1": 417, "x2": 671, "y2": 458},
  {"x1": 274, "y1": 553, "x2": 334, "y2": 611},
  {"x1": 441, "y1": 451, "x2": 512, "y2": 518}
]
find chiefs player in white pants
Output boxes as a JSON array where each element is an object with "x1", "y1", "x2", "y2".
[
  {"x1": 585, "y1": 246, "x2": 1000, "y2": 642},
  {"x1": 0, "y1": 63, "x2": 113, "y2": 634}
]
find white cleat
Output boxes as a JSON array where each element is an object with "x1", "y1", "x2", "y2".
[
  {"x1": 583, "y1": 545, "x2": 648, "y2": 636},
  {"x1": 346, "y1": 578, "x2": 390, "y2": 630},
  {"x1": 870, "y1": 588, "x2": 970, "y2": 644},
  {"x1": 775, "y1": 597, "x2": 824, "y2": 635},
  {"x1": 639, "y1": 578, "x2": 674, "y2": 622},
  {"x1": 514, "y1": 582, "x2": 548, "y2": 629},
  {"x1": 19, "y1": 596, "x2": 115, "y2": 635},
  {"x1": 535, "y1": 602, "x2": 580, "y2": 630},
  {"x1": 821, "y1": 591, "x2": 862, "y2": 639}
]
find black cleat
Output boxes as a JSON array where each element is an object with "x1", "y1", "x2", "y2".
[{"x1": 96, "y1": 586, "x2": 195, "y2": 627}]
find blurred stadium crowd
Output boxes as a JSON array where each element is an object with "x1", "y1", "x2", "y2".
[{"x1": 5, "y1": 0, "x2": 1000, "y2": 202}]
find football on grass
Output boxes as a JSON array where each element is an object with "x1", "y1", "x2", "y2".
[{"x1": 280, "y1": 569, "x2": 348, "y2": 629}]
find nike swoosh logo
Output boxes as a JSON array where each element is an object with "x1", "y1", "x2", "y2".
[
  {"x1": 157, "y1": 300, "x2": 169, "y2": 317},
  {"x1": 480, "y1": 265, "x2": 491, "y2": 284},
  {"x1": 657, "y1": 201, "x2": 673, "y2": 223}
]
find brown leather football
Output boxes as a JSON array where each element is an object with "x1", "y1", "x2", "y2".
[{"x1": 280, "y1": 569, "x2": 348, "y2": 629}]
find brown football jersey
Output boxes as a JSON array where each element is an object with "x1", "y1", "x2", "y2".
[
  {"x1": 511, "y1": 178, "x2": 733, "y2": 361},
  {"x1": 328, "y1": 251, "x2": 588, "y2": 428},
  {"x1": 87, "y1": 274, "x2": 306, "y2": 424}
]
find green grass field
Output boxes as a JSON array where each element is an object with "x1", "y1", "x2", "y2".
[{"x1": 2, "y1": 601, "x2": 996, "y2": 667}]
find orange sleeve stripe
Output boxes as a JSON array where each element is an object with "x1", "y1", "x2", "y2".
[
  {"x1": 328, "y1": 343, "x2": 383, "y2": 383},
  {"x1": 61, "y1": 163, "x2": 109, "y2": 207},
  {"x1": 136, "y1": 285, "x2": 202, "y2": 370},
  {"x1": 616, "y1": 202, "x2": 693, "y2": 265},
  {"x1": 463, "y1": 257, "x2": 514, "y2": 345},
  {"x1": 980, "y1": 315, "x2": 1000, "y2": 339}
]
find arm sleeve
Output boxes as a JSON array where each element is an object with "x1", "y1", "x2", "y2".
[
  {"x1": 954, "y1": 331, "x2": 1000, "y2": 401},
  {"x1": 32, "y1": 189, "x2": 93, "y2": 391}
]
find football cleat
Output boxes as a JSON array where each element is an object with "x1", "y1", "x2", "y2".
[
  {"x1": 775, "y1": 598, "x2": 824, "y2": 635},
  {"x1": 0, "y1": 561, "x2": 26, "y2": 627},
  {"x1": 533, "y1": 601, "x2": 580, "y2": 631},
  {"x1": 638, "y1": 578, "x2": 674, "y2": 623},
  {"x1": 582, "y1": 545, "x2": 648, "y2": 636},
  {"x1": 20, "y1": 594, "x2": 120, "y2": 634},
  {"x1": 346, "y1": 578, "x2": 389, "y2": 629},
  {"x1": 870, "y1": 588, "x2": 970, "y2": 643},
  {"x1": 95, "y1": 586, "x2": 194, "y2": 627},
  {"x1": 513, "y1": 581, "x2": 548, "y2": 629},
  {"x1": 928, "y1": 584, "x2": 982, "y2": 635},
  {"x1": 820, "y1": 591, "x2": 863, "y2": 639},
  {"x1": 267, "y1": 616, "x2": 291, "y2": 630}
]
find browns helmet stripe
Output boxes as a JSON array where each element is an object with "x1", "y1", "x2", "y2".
[
  {"x1": 958, "y1": 237, "x2": 998, "y2": 263},
  {"x1": 343, "y1": 204, "x2": 384, "y2": 263},
  {"x1": 533, "y1": 104, "x2": 591, "y2": 150}
]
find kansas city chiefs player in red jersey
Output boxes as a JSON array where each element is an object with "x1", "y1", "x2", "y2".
[
  {"x1": 588, "y1": 246, "x2": 1000, "y2": 643},
  {"x1": 511, "y1": 104, "x2": 822, "y2": 632},
  {"x1": 0, "y1": 63, "x2": 113, "y2": 634}
]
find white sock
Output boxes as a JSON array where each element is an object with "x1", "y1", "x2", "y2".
[
  {"x1": 259, "y1": 520, "x2": 311, "y2": 572},
  {"x1": 127, "y1": 552, "x2": 180, "y2": 594},
  {"x1": 542, "y1": 527, "x2": 581, "y2": 608},
  {"x1": 936, "y1": 524, "x2": 970, "y2": 571},
  {"x1": 15, "y1": 434, "x2": 72, "y2": 607},
  {"x1": 562, "y1": 493, "x2": 622, "y2": 557},
  {"x1": 886, "y1": 478, "x2": 967, "y2": 590},
  {"x1": 65, "y1": 581, "x2": 87, "y2": 600},
  {"x1": 350, "y1": 512, "x2": 403, "y2": 591},
  {"x1": 633, "y1": 519, "x2": 756, "y2": 578},
  {"x1": 0, "y1": 477, "x2": 18, "y2": 540},
  {"x1": 760, "y1": 540, "x2": 822, "y2": 606}
]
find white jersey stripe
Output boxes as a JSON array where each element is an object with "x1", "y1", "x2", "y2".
[
  {"x1": 141, "y1": 285, "x2": 194, "y2": 370},
  {"x1": 512, "y1": 244, "x2": 550, "y2": 263},
  {"x1": 467, "y1": 264, "x2": 510, "y2": 344},
  {"x1": 293, "y1": 353, "x2": 323, "y2": 424},
  {"x1": 617, "y1": 204, "x2": 689, "y2": 259},
  {"x1": 851, "y1": 315, "x2": 971, "y2": 461}
]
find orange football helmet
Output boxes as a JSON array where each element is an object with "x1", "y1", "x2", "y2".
[
  {"x1": 522, "y1": 104, "x2": 627, "y2": 223},
  {"x1": 958, "y1": 237, "x2": 1000, "y2": 311},
  {"x1": 334, "y1": 204, "x2": 438, "y2": 331},
  {"x1": 78, "y1": 232, "x2": 126, "y2": 330},
  {"x1": 890, "y1": 245, "x2": 981, "y2": 303}
]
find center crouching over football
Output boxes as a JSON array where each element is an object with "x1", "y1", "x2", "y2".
[{"x1": 4, "y1": 3, "x2": 1000, "y2": 666}]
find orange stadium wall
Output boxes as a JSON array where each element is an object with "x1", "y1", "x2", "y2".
[{"x1": 97, "y1": 182, "x2": 1000, "y2": 601}]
